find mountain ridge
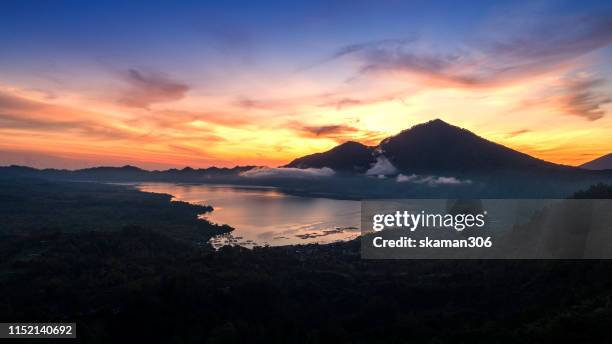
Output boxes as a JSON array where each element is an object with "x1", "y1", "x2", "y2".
[
  {"x1": 580, "y1": 153, "x2": 612, "y2": 170},
  {"x1": 284, "y1": 141, "x2": 375, "y2": 173},
  {"x1": 0, "y1": 120, "x2": 604, "y2": 179},
  {"x1": 285, "y1": 119, "x2": 574, "y2": 175}
]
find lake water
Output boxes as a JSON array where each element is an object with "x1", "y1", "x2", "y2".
[{"x1": 135, "y1": 183, "x2": 361, "y2": 247}]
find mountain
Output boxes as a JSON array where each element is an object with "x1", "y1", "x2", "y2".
[
  {"x1": 286, "y1": 119, "x2": 572, "y2": 175},
  {"x1": 284, "y1": 141, "x2": 375, "y2": 173},
  {"x1": 580, "y1": 154, "x2": 612, "y2": 170},
  {"x1": 378, "y1": 119, "x2": 568, "y2": 174}
]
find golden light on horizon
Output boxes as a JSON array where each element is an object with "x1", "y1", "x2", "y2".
[
  {"x1": 2, "y1": 15, "x2": 612, "y2": 171},
  {"x1": 1, "y1": 77, "x2": 611, "y2": 169}
]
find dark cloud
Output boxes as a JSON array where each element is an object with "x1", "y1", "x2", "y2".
[
  {"x1": 330, "y1": 37, "x2": 416, "y2": 60},
  {"x1": 557, "y1": 77, "x2": 611, "y2": 121},
  {"x1": 297, "y1": 37, "x2": 417, "y2": 71},
  {"x1": 0, "y1": 112, "x2": 82, "y2": 131},
  {"x1": 118, "y1": 69, "x2": 189, "y2": 108},
  {"x1": 483, "y1": 15, "x2": 612, "y2": 64},
  {"x1": 234, "y1": 96, "x2": 267, "y2": 109},
  {"x1": 234, "y1": 91, "x2": 402, "y2": 113},
  {"x1": 290, "y1": 122, "x2": 386, "y2": 145},
  {"x1": 320, "y1": 97, "x2": 363, "y2": 109},
  {"x1": 300, "y1": 124, "x2": 359, "y2": 137},
  {"x1": 233, "y1": 96, "x2": 299, "y2": 111},
  {"x1": 324, "y1": 39, "x2": 475, "y2": 85},
  {"x1": 327, "y1": 15, "x2": 612, "y2": 88},
  {"x1": 0, "y1": 92, "x2": 43, "y2": 111},
  {"x1": 518, "y1": 76, "x2": 610, "y2": 121},
  {"x1": 317, "y1": 93, "x2": 401, "y2": 110},
  {"x1": 506, "y1": 129, "x2": 531, "y2": 138}
]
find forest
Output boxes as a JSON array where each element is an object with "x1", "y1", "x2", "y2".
[{"x1": 1, "y1": 177, "x2": 612, "y2": 343}]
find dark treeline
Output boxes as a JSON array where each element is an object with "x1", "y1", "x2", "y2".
[
  {"x1": 0, "y1": 177, "x2": 231, "y2": 242},
  {"x1": 5, "y1": 229, "x2": 612, "y2": 343}
]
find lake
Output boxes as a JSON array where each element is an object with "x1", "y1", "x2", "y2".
[{"x1": 135, "y1": 183, "x2": 361, "y2": 247}]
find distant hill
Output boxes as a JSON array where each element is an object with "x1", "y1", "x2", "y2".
[
  {"x1": 285, "y1": 119, "x2": 572, "y2": 175},
  {"x1": 0, "y1": 164, "x2": 256, "y2": 182},
  {"x1": 580, "y1": 154, "x2": 612, "y2": 170},
  {"x1": 284, "y1": 141, "x2": 375, "y2": 173}
]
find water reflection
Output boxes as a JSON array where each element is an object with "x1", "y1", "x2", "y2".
[{"x1": 136, "y1": 183, "x2": 360, "y2": 247}]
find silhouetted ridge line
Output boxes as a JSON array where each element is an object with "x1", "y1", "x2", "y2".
[
  {"x1": 580, "y1": 153, "x2": 612, "y2": 170},
  {"x1": 284, "y1": 141, "x2": 375, "y2": 172},
  {"x1": 287, "y1": 118, "x2": 574, "y2": 175}
]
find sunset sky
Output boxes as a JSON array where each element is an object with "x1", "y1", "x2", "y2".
[{"x1": 1, "y1": 0, "x2": 612, "y2": 169}]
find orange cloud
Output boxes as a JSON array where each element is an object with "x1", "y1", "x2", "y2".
[
  {"x1": 1, "y1": 13, "x2": 612, "y2": 170},
  {"x1": 505, "y1": 129, "x2": 531, "y2": 138}
]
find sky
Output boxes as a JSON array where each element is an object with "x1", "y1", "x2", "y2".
[{"x1": 1, "y1": 0, "x2": 612, "y2": 169}]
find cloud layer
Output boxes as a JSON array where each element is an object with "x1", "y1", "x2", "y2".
[
  {"x1": 332, "y1": 15, "x2": 612, "y2": 88},
  {"x1": 240, "y1": 167, "x2": 335, "y2": 179},
  {"x1": 323, "y1": 14, "x2": 612, "y2": 121},
  {"x1": 396, "y1": 174, "x2": 471, "y2": 186},
  {"x1": 365, "y1": 156, "x2": 398, "y2": 176},
  {"x1": 556, "y1": 77, "x2": 611, "y2": 121}
]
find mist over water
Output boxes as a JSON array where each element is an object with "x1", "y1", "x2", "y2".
[{"x1": 136, "y1": 183, "x2": 360, "y2": 247}]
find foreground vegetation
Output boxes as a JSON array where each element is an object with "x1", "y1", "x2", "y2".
[
  {"x1": 1, "y1": 178, "x2": 612, "y2": 343},
  {"x1": 0, "y1": 177, "x2": 232, "y2": 242}
]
